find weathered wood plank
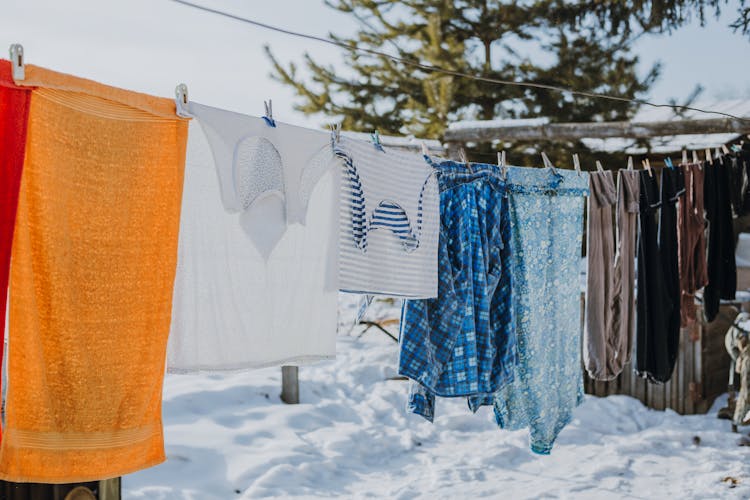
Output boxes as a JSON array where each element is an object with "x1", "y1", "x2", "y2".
[{"x1": 444, "y1": 117, "x2": 750, "y2": 143}]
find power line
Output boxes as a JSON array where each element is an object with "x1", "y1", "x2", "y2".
[{"x1": 167, "y1": 0, "x2": 750, "y2": 124}]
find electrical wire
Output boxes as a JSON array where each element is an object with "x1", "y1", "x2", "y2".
[{"x1": 167, "y1": 0, "x2": 750, "y2": 124}]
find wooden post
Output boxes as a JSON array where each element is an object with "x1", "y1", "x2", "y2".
[{"x1": 280, "y1": 366, "x2": 299, "y2": 404}]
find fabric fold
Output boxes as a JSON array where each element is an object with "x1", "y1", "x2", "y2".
[
  {"x1": 0, "y1": 60, "x2": 32, "y2": 444},
  {"x1": 0, "y1": 65, "x2": 187, "y2": 483}
]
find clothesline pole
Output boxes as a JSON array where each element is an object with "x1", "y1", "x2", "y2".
[{"x1": 281, "y1": 366, "x2": 299, "y2": 404}]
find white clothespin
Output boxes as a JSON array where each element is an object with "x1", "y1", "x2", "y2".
[
  {"x1": 9, "y1": 44, "x2": 24, "y2": 81},
  {"x1": 262, "y1": 100, "x2": 276, "y2": 127},
  {"x1": 595, "y1": 160, "x2": 605, "y2": 173},
  {"x1": 421, "y1": 141, "x2": 429, "y2": 156},
  {"x1": 714, "y1": 147, "x2": 722, "y2": 160},
  {"x1": 692, "y1": 150, "x2": 700, "y2": 164},
  {"x1": 627, "y1": 156, "x2": 634, "y2": 171},
  {"x1": 705, "y1": 148, "x2": 713, "y2": 165},
  {"x1": 682, "y1": 149, "x2": 688, "y2": 166},
  {"x1": 174, "y1": 83, "x2": 190, "y2": 118},
  {"x1": 541, "y1": 152, "x2": 555, "y2": 172},
  {"x1": 329, "y1": 123, "x2": 341, "y2": 146},
  {"x1": 572, "y1": 153, "x2": 582, "y2": 175},
  {"x1": 498, "y1": 150, "x2": 508, "y2": 179}
]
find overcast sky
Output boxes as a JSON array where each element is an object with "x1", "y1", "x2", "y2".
[{"x1": 1, "y1": 0, "x2": 748, "y2": 128}]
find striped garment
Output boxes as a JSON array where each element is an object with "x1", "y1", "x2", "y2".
[{"x1": 334, "y1": 136, "x2": 439, "y2": 298}]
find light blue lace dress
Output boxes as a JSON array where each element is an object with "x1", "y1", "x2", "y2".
[{"x1": 492, "y1": 166, "x2": 588, "y2": 454}]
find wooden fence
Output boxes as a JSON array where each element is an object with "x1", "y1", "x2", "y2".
[{"x1": 583, "y1": 295, "x2": 735, "y2": 415}]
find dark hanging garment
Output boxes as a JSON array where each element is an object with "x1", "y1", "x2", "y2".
[
  {"x1": 703, "y1": 157, "x2": 737, "y2": 322},
  {"x1": 658, "y1": 166, "x2": 685, "y2": 380},
  {"x1": 741, "y1": 146, "x2": 750, "y2": 216},
  {"x1": 728, "y1": 153, "x2": 749, "y2": 218},
  {"x1": 636, "y1": 170, "x2": 672, "y2": 383},
  {"x1": 679, "y1": 163, "x2": 708, "y2": 328}
]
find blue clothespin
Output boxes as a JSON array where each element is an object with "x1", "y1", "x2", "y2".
[
  {"x1": 665, "y1": 157, "x2": 674, "y2": 169},
  {"x1": 262, "y1": 100, "x2": 276, "y2": 127},
  {"x1": 732, "y1": 144, "x2": 742, "y2": 153},
  {"x1": 371, "y1": 130, "x2": 385, "y2": 152}
]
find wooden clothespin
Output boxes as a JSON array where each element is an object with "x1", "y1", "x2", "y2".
[
  {"x1": 692, "y1": 150, "x2": 700, "y2": 164},
  {"x1": 722, "y1": 144, "x2": 730, "y2": 155},
  {"x1": 9, "y1": 44, "x2": 24, "y2": 81},
  {"x1": 174, "y1": 83, "x2": 190, "y2": 118},
  {"x1": 705, "y1": 148, "x2": 713, "y2": 165},
  {"x1": 541, "y1": 152, "x2": 555, "y2": 171},
  {"x1": 459, "y1": 147, "x2": 473, "y2": 173},
  {"x1": 682, "y1": 149, "x2": 688, "y2": 166},
  {"x1": 595, "y1": 160, "x2": 605, "y2": 173},
  {"x1": 262, "y1": 100, "x2": 276, "y2": 127},
  {"x1": 642, "y1": 158, "x2": 653, "y2": 177},
  {"x1": 572, "y1": 153, "x2": 582, "y2": 175},
  {"x1": 627, "y1": 156, "x2": 634, "y2": 171},
  {"x1": 498, "y1": 150, "x2": 508, "y2": 179}
]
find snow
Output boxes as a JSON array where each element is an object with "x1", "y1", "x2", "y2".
[
  {"x1": 448, "y1": 117, "x2": 550, "y2": 130},
  {"x1": 125, "y1": 295, "x2": 750, "y2": 499}
]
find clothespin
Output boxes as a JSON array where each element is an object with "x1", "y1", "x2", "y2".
[
  {"x1": 642, "y1": 158, "x2": 653, "y2": 177},
  {"x1": 705, "y1": 148, "x2": 713, "y2": 165},
  {"x1": 692, "y1": 150, "x2": 700, "y2": 164},
  {"x1": 9, "y1": 44, "x2": 24, "y2": 81},
  {"x1": 732, "y1": 144, "x2": 742, "y2": 153},
  {"x1": 541, "y1": 152, "x2": 555, "y2": 172},
  {"x1": 722, "y1": 145, "x2": 730, "y2": 155},
  {"x1": 627, "y1": 156, "x2": 634, "y2": 171},
  {"x1": 498, "y1": 150, "x2": 508, "y2": 179},
  {"x1": 371, "y1": 130, "x2": 384, "y2": 152},
  {"x1": 329, "y1": 123, "x2": 341, "y2": 147},
  {"x1": 174, "y1": 83, "x2": 190, "y2": 118},
  {"x1": 714, "y1": 147, "x2": 722, "y2": 160},
  {"x1": 421, "y1": 141, "x2": 429, "y2": 157},
  {"x1": 459, "y1": 147, "x2": 473, "y2": 173},
  {"x1": 595, "y1": 160, "x2": 605, "y2": 173},
  {"x1": 262, "y1": 100, "x2": 276, "y2": 127},
  {"x1": 572, "y1": 153, "x2": 582, "y2": 176},
  {"x1": 664, "y1": 157, "x2": 674, "y2": 170},
  {"x1": 682, "y1": 149, "x2": 688, "y2": 166}
]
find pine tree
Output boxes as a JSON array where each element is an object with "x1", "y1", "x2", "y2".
[{"x1": 266, "y1": 0, "x2": 745, "y2": 165}]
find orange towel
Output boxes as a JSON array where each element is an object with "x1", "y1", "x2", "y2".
[{"x1": 0, "y1": 65, "x2": 187, "y2": 483}]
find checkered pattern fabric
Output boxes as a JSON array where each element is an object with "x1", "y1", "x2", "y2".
[{"x1": 399, "y1": 161, "x2": 516, "y2": 421}]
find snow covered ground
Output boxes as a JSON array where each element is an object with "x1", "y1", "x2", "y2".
[{"x1": 125, "y1": 296, "x2": 750, "y2": 499}]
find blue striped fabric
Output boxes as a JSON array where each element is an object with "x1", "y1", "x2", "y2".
[{"x1": 335, "y1": 144, "x2": 432, "y2": 253}]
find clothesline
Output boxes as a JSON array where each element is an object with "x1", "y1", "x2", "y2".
[
  {"x1": 0, "y1": 38, "x2": 747, "y2": 486},
  {"x1": 166, "y1": 0, "x2": 750, "y2": 124}
]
